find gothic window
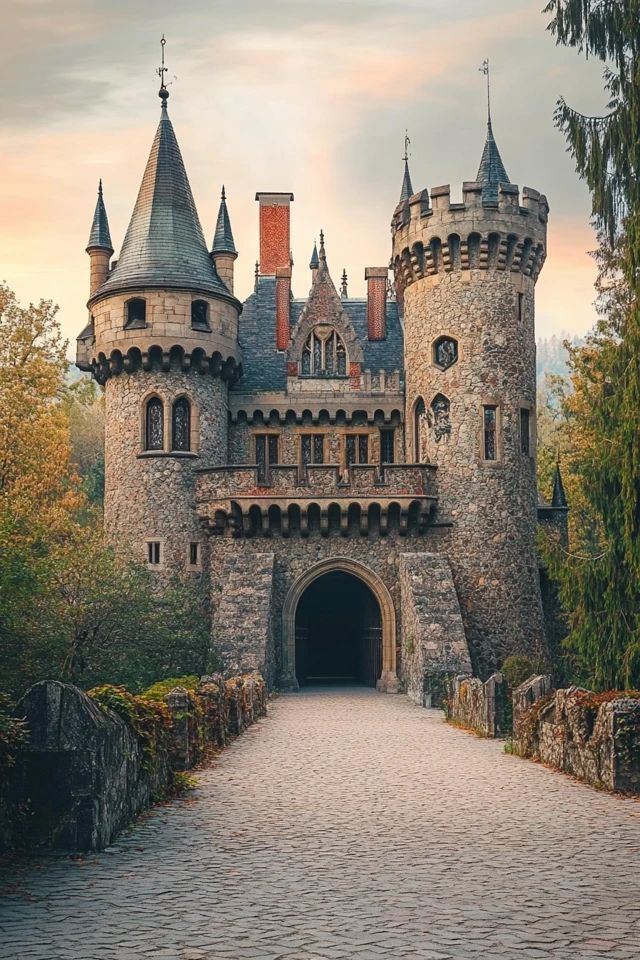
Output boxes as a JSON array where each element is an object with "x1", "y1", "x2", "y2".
[
  {"x1": 255, "y1": 433, "x2": 279, "y2": 482},
  {"x1": 145, "y1": 397, "x2": 164, "y2": 451},
  {"x1": 346, "y1": 434, "x2": 369, "y2": 466},
  {"x1": 191, "y1": 300, "x2": 209, "y2": 330},
  {"x1": 301, "y1": 434, "x2": 325, "y2": 466},
  {"x1": 483, "y1": 405, "x2": 498, "y2": 461},
  {"x1": 380, "y1": 428, "x2": 395, "y2": 464},
  {"x1": 520, "y1": 408, "x2": 531, "y2": 456},
  {"x1": 171, "y1": 397, "x2": 191, "y2": 452},
  {"x1": 433, "y1": 336, "x2": 458, "y2": 370},
  {"x1": 431, "y1": 394, "x2": 451, "y2": 443},
  {"x1": 125, "y1": 298, "x2": 146, "y2": 328},
  {"x1": 414, "y1": 397, "x2": 426, "y2": 462},
  {"x1": 301, "y1": 327, "x2": 347, "y2": 377}
]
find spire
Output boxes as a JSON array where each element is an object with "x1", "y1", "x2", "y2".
[
  {"x1": 399, "y1": 131, "x2": 414, "y2": 204},
  {"x1": 318, "y1": 229, "x2": 327, "y2": 268},
  {"x1": 476, "y1": 59, "x2": 510, "y2": 203},
  {"x1": 212, "y1": 185, "x2": 237, "y2": 255},
  {"x1": 94, "y1": 98, "x2": 229, "y2": 300},
  {"x1": 309, "y1": 241, "x2": 319, "y2": 270},
  {"x1": 340, "y1": 269, "x2": 348, "y2": 299},
  {"x1": 552, "y1": 463, "x2": 568, "y2": 508},
  {"x1": 87, "y1": 179, "x2": 113, "y2": 253}
]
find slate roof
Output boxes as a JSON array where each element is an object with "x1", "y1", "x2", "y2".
[
  {"x1": 236, "y1": 278, "x2": 404, "y2": 393},
  {"x1": 212, "y1": 186, "x2": 236, "y2": 255},
  {"x1": 476, "y1": 120, "x2": 510, "y2": 203},
  {"x1": 87, "y1": 180, "x2": 113, "y2": 252},
  {"x1": 399, "y1": 159, "x2": 414, "y2": 204},
  {"x1": 93, "y1": 101, "x2": 232, "y2": 302}
]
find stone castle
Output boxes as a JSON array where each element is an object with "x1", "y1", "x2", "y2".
[{"x1": 76, "y1": 77, "x2": 568, "y2": 700}]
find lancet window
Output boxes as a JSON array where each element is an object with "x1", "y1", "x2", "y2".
[
  {"x1": 301, "y1": 326, "x2": 347, "y2": 377},
  {"x1": 171, "y1": 397, "x2": 191, "y2": 452},
  {"x1": 145, "y1": 397, "x2": 164, "y2": 451}
]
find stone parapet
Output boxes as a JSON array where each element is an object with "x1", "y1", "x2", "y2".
[
  {"x1": 229, "y1": 383, "x2": 403, "y2": 425},
  {"x1": 444, "y1": 673, "x2": 508, "y2": 737}
]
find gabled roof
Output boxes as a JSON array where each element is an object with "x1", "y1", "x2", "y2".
[
  {"x1": 476, "y1": 120, "x2": 510, "y2": 203},
  {"x1": 93, "y1": 102, "x2": 231, "y2": 302},
  {"x1": 212, "y1": 186, "x2": 236, "y2": 256},
  {"x1": 87, "y1": 180, "x2": 113, "y2": 253},
  {"x1": 399, "y1": 158, "x2": 414, "y2": 204}
]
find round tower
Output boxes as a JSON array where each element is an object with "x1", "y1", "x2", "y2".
[
  {"x1": 392, "y1": 124, "x2": 549, "y2": 674},
  {"x1": 77, "y1": 85, "x2": 241, "y2": 579}
]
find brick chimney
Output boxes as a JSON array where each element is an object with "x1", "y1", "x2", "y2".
[
  {"x1": 275, "y1": 266, "x2": 291, "y2": 351},
  {"x1": 365, "y1": 267, "x2": 388, "y2": 341},
  {"x1": 256, "y1": 192, "x2": 294, "y2": 275}
]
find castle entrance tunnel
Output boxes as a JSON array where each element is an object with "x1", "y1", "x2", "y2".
[{"x1": 294, "y1": 571, "x2": 382, "y2": 687}]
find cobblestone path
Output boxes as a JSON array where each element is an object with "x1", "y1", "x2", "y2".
[{"x1": 2, "y1": 688, "x2": 640, "y2": 960}]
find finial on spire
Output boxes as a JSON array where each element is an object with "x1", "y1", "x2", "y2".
[
  {"x1": 340, "y1": 268, "x2": 348, "y2": 299},
  {"x1": 98, "y1": 178, "x2": 103, "y2": 198},
  {"x1": 479, "y1": 58, "x2": 491, "y2": 125},
  {"x1": 399, "y1": 131, "x2": 414, "y2": 204},
  {"x1": 157, "y1": 35, "x2": 169, "y2": 107},
  {"x1": 319, "y1": 229, "x2": 326, "y2": 260},
  {"x1": 403, "y1": 130, "x2": 410, "y2": 163}
]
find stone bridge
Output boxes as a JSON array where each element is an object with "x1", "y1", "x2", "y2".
[{"x1": 1, "y1": 688, "x2": 639, "y2": 959}]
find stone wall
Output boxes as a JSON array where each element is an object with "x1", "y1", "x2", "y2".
[
  {"x1": 1, "y1": 674, "x2": 267, "y2": 853},
  {"x1": 444, "y1": 673, "x2": 508, "y2": 737},
  {"x1": 399, "y1": 552, "x2": 472, "y2": 705},
  {"x1": 513, "y1": 677, "x2": 640, "y2": 793},
  {"x1": 212, "y1": 554, "x2": 276, "y2": 686}
]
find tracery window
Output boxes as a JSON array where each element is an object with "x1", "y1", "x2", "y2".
[
  {"x1": 145, "y1": 397, "x2": 164, "y2": 451},
  {"x1": 301, "y1": 326, "x2": 347, "y2": 377},
  {"x1": 431, "y1": 394, "x2": 451, "y2": 443},
  {"x1": 433, "y1": 336, "x2": 458, "y2": 370},
  {"x1": 171, "y1": 397, "x2": 191, "y2": 452}
]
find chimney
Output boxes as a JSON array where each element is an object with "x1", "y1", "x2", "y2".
[
  {"x1": 365, "y1": 267, "x2": 388, "y2": 341},
  {"x1": 256, "y1": 192, "x2": 294, "y2": 275},
  {"x1": 275, "y1": 266, "x2": 291, "y2": 351}
]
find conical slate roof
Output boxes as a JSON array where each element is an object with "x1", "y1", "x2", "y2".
[
  {"x1": 552, "y1": 464, "x2": 568, "y2": 508},
  {"x1": 476, "y1": 120, "x2": 510, "y2": 203},
  {"x1": 212, "y1": 186, "x2": 236, "y2": 255},
  {"x1": 309, "y1": 241, "x2": 319, "y2": 270},
  {"x1": 94, "y1": 102, "x2": 230, "y2": 301},
  {"x1": 399, "y1": 158, "x2": 414, "y2": 204},
  {"x1": 87, "y1": 180, "x2": 113, "y2": 252}
]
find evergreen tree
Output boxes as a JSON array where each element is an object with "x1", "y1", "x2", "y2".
[{"x1": 543, "y1": 1, "x2": 640, "y2": 687}]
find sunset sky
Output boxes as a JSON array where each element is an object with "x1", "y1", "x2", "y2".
[{"x1": 1, "y1": 0, "x2": 608, "y2": 352}]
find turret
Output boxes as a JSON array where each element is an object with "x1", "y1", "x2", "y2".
[
  {"x1": 211, "y1": 186, "x2": 237, "y2": 294},
  {"x1": 392, "y1": 117, "x2": 549, "y2": 674},
  {"x1": 86, "y1": 180, "x2": 113, "y2": 296}
]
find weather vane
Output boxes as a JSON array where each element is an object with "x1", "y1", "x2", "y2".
[
  {"x1": 479, "y1": 58, "x2": 491, "y2": 123},
  {"x1": 403, "y1": 130, "x2": 411, "y2": 162},
  {"x1": 157, "y1": 35, "x2": 171, "y2": 104}
]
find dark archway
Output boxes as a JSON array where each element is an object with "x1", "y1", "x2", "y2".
[{"x1": 294, "y1": 571, "x2": 382, "y2": 687}]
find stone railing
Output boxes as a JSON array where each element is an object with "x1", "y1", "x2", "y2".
[
  {"x1": 444, "y1": 673, "x2": 508, "y2": 737},
  {"x1": 195, "y1": 463, "x2": 438, "y2": 537},
  {"x1": 1, "y1": 673, "x2": 267, "y2": 853},
  {"x1": 512, "y1": 677, "x2": 640, "y2": 794}
]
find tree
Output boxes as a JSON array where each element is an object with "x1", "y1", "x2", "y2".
[
  {"x1": 542, "y1": 2, "x2": 640, "y2": 687},
  {"x1": 62, "y1": 377, "x2": 105, "y2": 505}
]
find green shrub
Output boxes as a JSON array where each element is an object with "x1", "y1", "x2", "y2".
[
  {"x1": 140, "y1": 676, "x2": 200, "y2": 702},
  {"x1": 501, "y1": 655, "x2": 534, "y2": 691}
]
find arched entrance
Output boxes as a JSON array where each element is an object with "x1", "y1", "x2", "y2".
[
  {"x1": 295, "y1": 572, "x2": 382, "y2": 686},
  {"x1": 282, "y1": 558, "x2": 399, "y2": 692}
]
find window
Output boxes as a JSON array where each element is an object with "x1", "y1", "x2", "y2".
[
  {"x1": 191, "y1": 300, "x2": 209, "y2": 330},
  {"x1": 172, "y1": 397, "x2": 191, "y2": 452},
  {"x1": 188, "y1": 542, "x2": 200, "y2": 568},
  {"x1": 301, "y1": 326, "x2": 347, "y2": 377},
  {"x1": 483, "y1": 405, "x2": 498, "y2": 461},
  {"x1": 301, "y1": 434, "x2": 325, "y2": 466},
  {"x1": 431, "y1": 394, "x2": 451, "y2": 443},
  {"x1": 380, "y1": 428, "x2": 395, "y2": 464},
  {"x1": 414, "y1": 397, "x2": 426, "y2": 462},
  {"x1": 433, "y1": 336, "x2": 458, "y2": 370},
  {"x1": 125, "y1": 298, "x2": 146, "y2": 328},
  {"x1": 255, "y1": 433, "x2": 279, "y2": 482},
  {"x1": 346, "y1": 434, "x2": 369, "y2": 466},
  {"x1": 520, "y1": 408, "x2": 531, "y2": 456},
  {"x1": 517, "y1": 292, "x2": 524, "y2": 322},
  {"x1": 145, "y1": 397, "x2": 164, "y2": 451},
  {"x1": 147, "y1": 541, "x2": 161, "y2": 565}
]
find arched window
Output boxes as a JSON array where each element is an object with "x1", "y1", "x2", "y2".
[
  {"x1": 414, "y1": 397, "x2": 426, "y2": 462},
  {"x1": 145, "y1": 397, "x2": 164, "y2": 451},
  {"x1": 125, "y1": 298, "x2": 146, "y2": 328},
  {"x1": 172, "y1": 397, "x2": 191, "y2": 452},
  {"x1": 431, "y1": 394, "x2": 451, "y2": 443},
  {"x1": 191, "y1": 300, "x2": 209, "y2": 330},
  {"x1": 301, "y1": 326, "x2": 347, "y2": 377}
]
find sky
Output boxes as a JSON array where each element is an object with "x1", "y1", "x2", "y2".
[{"x1": 0, "y1": 0, "x2": 609, "y2": 352}]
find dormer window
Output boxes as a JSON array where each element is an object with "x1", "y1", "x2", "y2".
[
  {"x1": 191, "y1": 299, "x2": 210, "y2": 330},
  {"x1": 301, "y1": 326, "x2": 347, "y2": 377},
  {"x1": 125, "y1": 298, "x2": 146, "y2": 329}
]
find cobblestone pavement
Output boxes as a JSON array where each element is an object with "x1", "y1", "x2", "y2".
[{"x1": 1, "y1": 687, "x2": 640, "y2": 960}]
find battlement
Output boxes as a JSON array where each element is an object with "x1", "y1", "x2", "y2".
[{"x1": 392, "y1": 182, "x2": 548, "y2": 292}]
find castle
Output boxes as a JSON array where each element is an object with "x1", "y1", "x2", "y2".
[{"x1": 76, "y1": 74, "x2": 568, "y2": 700}]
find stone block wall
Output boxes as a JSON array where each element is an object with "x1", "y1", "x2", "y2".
[
  {"x1": 513, "y1": 678, "x2": 640, "y2": 793},
  {"x1": 1, "y1": 674, "x2": 267, "y2": 853},
  {"x1": 444, "y1": 673, "x2": 508, "y2": 737}
]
